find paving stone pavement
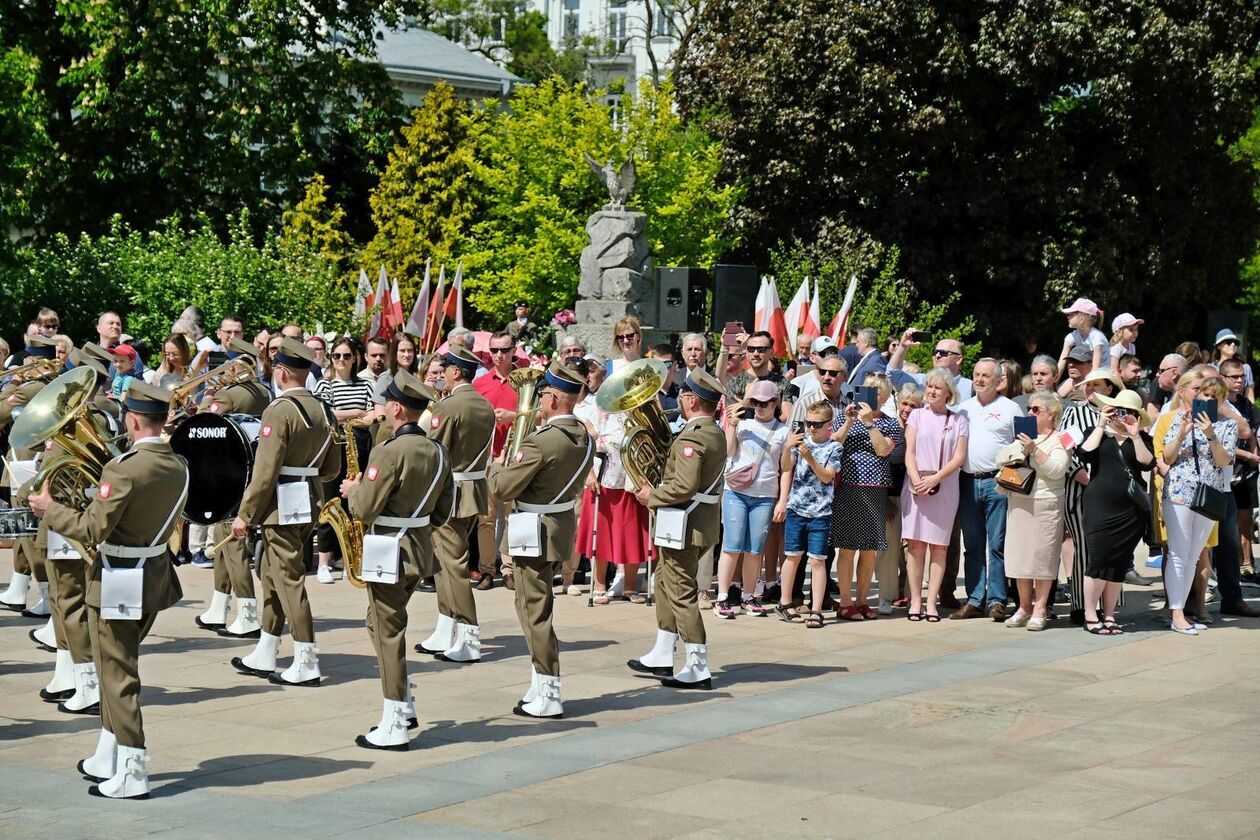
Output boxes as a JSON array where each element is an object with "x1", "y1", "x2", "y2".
[{"x1": 3, "y1": 550, "x2": 1260, "y2": 839}]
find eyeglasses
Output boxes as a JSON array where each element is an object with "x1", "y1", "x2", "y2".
[
  {"x1": 561, "y1": 348, "x2": 584, "y2": 356},
  {"x1": 1223, "y1": 373, "x2": 1246, "y2": 380},
  {"x1": 38, "y1": 323, "x2": 58, "y2": 331},
  {"x1": 745, "y1": 344, "x2": 771, "y2": 353},
  {"x1": 817, "y1": 369, "x2": 842, "y2": 378},
  {"x1": 330, "y1": 352, "x2": 352, "y2": 360},
  {"x1": 1158, "y1": 367, "x2": 1179, "y2": 374},
  {"x1": 616, "y1": 333, "x2": 638, "y2": 342},
  {"x1": 489, "y1": 347, "x2": 513, "y2": 354},
  {"x1": 749, "y1": 398, "x2": 773, "y2": 407},
  {"x1": 804, "y1": 420, "x2": 828, "y2": 429},
  {"x1": 933, "y1": 349, "x2": 961, "y2": 358}
]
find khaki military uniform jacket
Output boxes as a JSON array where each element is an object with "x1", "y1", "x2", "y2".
[
  {"x1": 428, "y1": 383, "x2": 496, "y2": 519},
  {"x1": 42, "y1": 440, "x2": 187, "y2": 613},
  {"x1": 237, "y1": 388, "x2": 341, "y2": 525},
  {"x1": 647, "y1": 417, "x2": 727, "y2": 549},
  {"x1": 488, "y1": 415, "x2": 593, "y2": 559},
  {"x1": 349, "y1": 426, "x2": 456, "y2": 573},
  {"x1": 199, "y1": 379, "x2": 270, "y2": 417}
]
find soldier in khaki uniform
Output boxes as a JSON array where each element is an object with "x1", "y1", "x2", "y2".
[
  {"x1": 0, "y1": 336, "x2": 60, "y2": 613},
  {"x1": 343, "y1": 371, "x2": 455, "y2": 750},
  {"x1": 229, "y1": 338, "x2": 340, "y2": 687},
  {"x1": 629, "y1": 368, "x2": 726, "y2": 690},
  {"x1": 488, "y1": 361, "x2": 593, "y2": 719},
  {"x1": 188, "y1": 337, "x2": 271, "y2": 638},
  {"x1": 415, "y1": 346, "x2": 495, "y2": 663},
  {"x1": 28, "y1": 380, "x2": 189, "y2": 800}
]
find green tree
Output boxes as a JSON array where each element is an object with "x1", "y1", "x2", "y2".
[
  {"x1": 360, "y1": 83, "x2": 479, "y2": 305},
  {"x1": 677, "y1": 0, "x2": 1260, "y2": 351},
  {"x1": 281, "y1": 174, "x2": 356, "y2": 276},
  {"x1": 0, "y1": 47, "x2": 49, "y2": 237},
  {"x1": 2, "y1": 1, "x2": 419, "y2": 239}
]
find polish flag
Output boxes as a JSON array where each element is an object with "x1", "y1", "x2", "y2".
[
  {"x1": 425, "y1": 264, "x2": 446, "y2": 353},
  {"x1": 387, "y1": 274, "x2": 405, "y2": 334},
  {"x1": 353, "y1": 268, "x2": 373, "y2": 320},
  {"x1": 376, "y1": 266, "x2": 394, "y2": 337},
  {"x1": 366, "y1": 266, "x2": 388, "y2": 340},
  {"x1": 802, "y1": 278, "x2": 822, "y2": 342},
  {"x1": 405, "y1": 259, "x2": 431, "y2": 338},
  {"x1": 827, "y1": 275, "x2": 859, "y2": 344},
  {"x1": 783, "y1": 277, "x2": 810, "y2": 347},
  {"x1": 446, "y1": 261, "x2": 464, "y2": 329},
  {"x1": 754, "y1": 276, "x2": 789, "y2": 357}
]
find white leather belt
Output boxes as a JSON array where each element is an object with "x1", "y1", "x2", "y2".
[
  {"x1": 374, "y1": 514, "x2": 431, "y2": 529},
  {"x1": 100, "y1": 543, "x2": 168, "y2": 559},
  {"x1": 515, "y1": 500, "x2": 576, "y2": 515},
  {"x1": 693, "y1": 493, "x2": 719, "y2": 504},
  {"x1": 278, "y1": 466, "x2": 318, "y2": 477},
  {"x1": 452, "y1": 470, "x2": 486, "y2": 482}
]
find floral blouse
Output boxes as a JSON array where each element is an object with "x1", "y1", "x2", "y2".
[{"x1": 1161, "y1": 415, "x2": 1238, "y2": 504}]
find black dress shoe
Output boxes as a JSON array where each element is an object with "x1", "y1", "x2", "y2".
[
  {"x1": 231, "y1": 657, "x2": 273, "y2": 679},
  {"x1": 20, "y1": 607, "x2": 49, "y2": 619},
  {"x1": 88, "y1": 785, "x2": 148, "y2": 800},
  {"x1": 418, "y1": 577, "x2": 436, "y2": 592},
  {"x1": 512, "y1": 704, "x2": 562, "y2": 720},
  {"x1": 217, "y1": 627, "x2": 261, "y2": 639},
  {"x1": 57, "y1": 701, "x2": 99, "y2": 715},
  {"x1": 0, "y1": 601, "x2": 24, "y2": 612},
  {"x1": 194, "y1": 616, "x2": 226, "y2": 631},
  {"x1": 28, "y1": 629, "x2": 55, "y2": 652},
  {"x1": 355, "y1": 734, "x2": 409, "y2": 751},
  {"x1": 39, "y1": 687, "x2": 74, "y2": 703},
  {"x1": 627, "y1": 659, "x2": 672, "y2": 677},
  {"x1": 267, "y1": 672, "x2": 320, "y2": 687},
  {"x1": 433, "y1": 652, "x2": 477, "y2": 663},
  {"x1": 414, "y1": 642, "x2": 444, "y2": 654},
  {"x1": 475, "y1": 575, "x2": 494, "y2": 591},
  {"x1": 77, "y1": 759, "x2": 108, "y2": 782},
  {"x1": 660, "y1": 676, "x2": 712, "y2": 690}
]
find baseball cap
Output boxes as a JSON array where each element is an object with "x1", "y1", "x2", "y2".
[
  {"x1": 1111, "y1": 313, "x2": 1143, "y2": 332},
  {"x1": 811, "y1": 336, "x2": 837, "y2": 354},
  {"x1": 1061, "y1": 297, "x2": 1100, "y2": 317},
  {"x1": 1066, "y1": 345, "x2": 1093, "y2": 364},
  {"x1": 746, "y1": 380, "x2": 779, "y2": 402}
]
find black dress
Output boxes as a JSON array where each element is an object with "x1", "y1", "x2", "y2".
[{"x1": 1079, "y1": 432, "x2": 1153, "y2": 582}]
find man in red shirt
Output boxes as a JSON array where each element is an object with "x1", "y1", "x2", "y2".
[{"x1": 474, "y1": 331, "x2": 521, "y2": 588}]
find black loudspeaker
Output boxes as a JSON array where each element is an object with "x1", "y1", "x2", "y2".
[
  {"x1": 657, "y1": 267, "x2": 709, "y2": 333},
  {"x1": 711, "y1": 264, "x2": 759, "y2": 331}
]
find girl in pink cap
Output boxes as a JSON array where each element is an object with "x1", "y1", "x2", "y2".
[{"x1": 1057, "y1": 297, "x2": 1107, "y2": 376}]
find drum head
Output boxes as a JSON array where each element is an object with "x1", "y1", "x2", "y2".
[{"x1": 169, "y1": 413, "x2": 253, "y2": 524}]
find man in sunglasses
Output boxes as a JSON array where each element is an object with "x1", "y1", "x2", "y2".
[
  {"x1": 1143, "y1": 353, "x2": 1186, "y2": 421},
  {"x1": 724, "y1": 330, "x2": 797, "y2": 422},
  {"x1": 887, "y1": 328, "x2": 973, "y2": 401},
  {"x1": 474, "y1": 331, "x2": 522, "y2": 589}
]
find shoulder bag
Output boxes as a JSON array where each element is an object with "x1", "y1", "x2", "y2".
[
  {"x1": 724, "y1": 425, "x2": 774, "y2": 491},
  {"x1": 1189, "y1": 428, "x2": 1229, "y2": 522},
  {"x1": 1112, "y1": 438, "x2": 1151, "y2": 514}
]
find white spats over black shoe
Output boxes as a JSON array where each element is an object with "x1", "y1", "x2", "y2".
[
  {"x1": 660, "y1": 643, "x2": 713, "y2": 691},
  {"x1": 21, "y1": 581, "x2": 50, "y2": 618},
  {"x1": 268, "y1": 641, "x2": 321, "y2": 687},
  {"x1": 218, "y1": 597, "x2": 261, "y2": 638},
  {"x1": 435, "y1": 623, "x2": 481, "y2": 663},
  {"x1": 513, "y1": 674, "x2": 563, "y2": 719},
  {"x1": 0, "y1": 572, "x2": 32, "y2": 610},
  {"x1": 232, "y1": 631, "x2": 279, "y2": 678},
  {"x1": 78, "y1": 728, "x2": 117, "y2": 782},
  {"x1": 30, "y1": 617, "x2": 57, "y2": 652},
  {"x1": 88, "y1": 745, "x2": 149, "y2": 800},
  {"x1": 628, "y1": 628, "x2": 677, "y2": 677},
  {"x1": 58, "y1": 661, "x2": 100, "y2": 714},
  {"x1": 40, "y1": 648, "x2": 75, "y2": 702},
  {"x1": 415, "y1": 613, "x2": 456, "y2": 654},
  {"x1": 356, "y1": 699, "x2": 411, "y2": 751},
  {"x1": 195, "y1": 590, "x2": 230, "y2": 630}
]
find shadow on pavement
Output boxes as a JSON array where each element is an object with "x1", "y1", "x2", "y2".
[{"x1": 149, "y1": 753, "x2": 374, "y2": 796}]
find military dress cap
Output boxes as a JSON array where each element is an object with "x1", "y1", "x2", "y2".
[
  {"x1": 122, "y1": 380, "x2": 173, "y2": 416},
  {"x1": 541, "y1": 359, "x2": 584, "y2": 395},
  {"x1": 384, "y1": 369, "x2": 438, "y2": 411},
  {"x1": 273, "y1": 336, "x2": 317, "y2": 371},
  {"x1": 82, "y1": 342, "x2": 115, "y2": 365},
  {"x1": 681, "y1": 367, "x2": 723, "y2": 404},
  {"x1": 225, "y1": 337, "x2": 259, "y2": 360},
  {"x1": 25, "y1": 335, "x2": 59, "y2": 359},
  {"x1": 443, "y1": 345, "x2": 482, "y2": 378},
  {"x1": 66, "y1": 348, "x2": 108, "y2": 378}
]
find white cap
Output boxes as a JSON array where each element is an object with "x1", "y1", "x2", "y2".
[
  {"x1": 811, "y1": 336, "x2": 837, "y2": 353},
  {"x1": 1110, "y1": 313, "x2": 1144, "y2": 332}
]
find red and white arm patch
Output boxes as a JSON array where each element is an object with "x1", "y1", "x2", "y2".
[
  {"x1": 514, "y1": 451, "x2": 524, "y2": 463},
  {"x1": 209, "y1": 402, "x2": 222, "y2": 414},
  {"x1": 682, "y1": 445, "x2": 695, "y2": 459},
  {"x1": 366, "y1": 465, "x2": 379, "y2": 481},
  {"x1": 261, "y1": 424, "x2": 273, "y2": 438},
  {"x1": 430, "y1": 416, "x2": 441, "y2": 429},
  {"x1": 98, "y1": 482, "x2": 112, "y2": 499}
]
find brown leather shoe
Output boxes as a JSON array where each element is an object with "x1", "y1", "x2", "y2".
[
  {"x1": 987, "y1": 602, "x2": 1007, "y2": 621},
  {"x1": 475, "y1": 575, "x2": 493, "y2": 591},
  {"x1": 503, "y1": 573, "x2": 515, "y2": 591},
  {"x1": 1221, "y1": 600, "x2": 1260, "y2": 618},
  {"x1": 949, "y1": 603, "x2": 984, "y2": 620}
]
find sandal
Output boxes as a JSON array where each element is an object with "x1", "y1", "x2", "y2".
[
  {"x1": 838, "y1": 605, "x2": 865, "y2": 622},
  {"x1": 775, "y1": 604, "x2": 804, "y2": 624},
  {"x1": 1084, "y1": 621, "x2": 1113, "y2": 635},
  {"x1": 804, "y1": 611, "x2": 825, "y2": 629},
  {"x1": 907, "y1": 611, "x2": 925, "y2": 622},
  {"x1": 924, "y1": 613, "x2": 941, "y2": 622},
  {"x1": 626, "y1": 592, "x2": 647, "y2": 605},
  {"x1": 592, "y1": 591, "x2": 611, "y2": 606},
  {"x1": 858, "y1": 603, "x2": 878, "y2": 620},
  {"x1": 1102, "y1": 618, "x2": 1124, "y2": 634}
]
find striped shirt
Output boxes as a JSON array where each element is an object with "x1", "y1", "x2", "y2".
[{"x1": 313, "y1": 377, "x2": 374, "y2": 413}]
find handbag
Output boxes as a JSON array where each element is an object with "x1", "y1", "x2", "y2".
[
  {"x1": 997, "y1": 463, "x2": 1036, "y2": 495},
  {"x1": 724, "y1": 426, "x2": 774, "y2": 491},
  {"x1": 1112, "y1": 438, "x2": 1151, "y2": 514},
  {"x1": 1189, "y1": 430, "x2": 1229, "y2": 522}
]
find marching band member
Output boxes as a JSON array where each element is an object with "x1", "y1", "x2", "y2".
[
  {"x1": 193, "y1": 337, "x2": 271, "y2": 638},
  {"x1": 343, "y1": 370, "x2": 454, "y2": 749},
  {"x1": 27, "y1": 380, "x2": 189, "y2": 800},
  {"x1": 416, "y1": 345, "x2": 495, "y2": 662},
  {"x1": 0, "y1": 335, "x2": 61, "y2": 613},
  {"x1": 229, "y1": 338, "x2": 341, "y2": 687},
  {"x1": 630, "y1": 368, "x2": 727, "y2": 690},
  {"x1": 488, "y1": 360, "x2": 594, "y2": 719}
]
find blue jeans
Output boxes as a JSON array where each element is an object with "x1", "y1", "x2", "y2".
[
  {"x1": 959, "y1": 474, "x2": 1008, "y2": 607},
  {"x1": 721, "y1": 490, "x2": 776, "y2": 554}
]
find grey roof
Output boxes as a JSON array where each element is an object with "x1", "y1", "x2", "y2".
[{"x1": 374, "y1": 27, "x2": 521, "y2": 92}]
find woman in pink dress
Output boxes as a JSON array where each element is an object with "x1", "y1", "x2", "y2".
[{"x1": 901, "y1": 368, "x2": 969, "y2": 620}]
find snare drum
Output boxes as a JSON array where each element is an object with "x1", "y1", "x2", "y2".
[{"x1": 169, "y1": 413, "x2": 259, "y2": 524}]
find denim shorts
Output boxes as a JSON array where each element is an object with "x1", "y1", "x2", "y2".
[
  {"x1": 721, "y1": 489, "x2": 776, "y2": 554},
  {"x1": 784, "y1": 511, "x2": 829, "y2": 559}
]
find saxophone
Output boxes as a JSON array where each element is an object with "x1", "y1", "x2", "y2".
[{"x1": 318, "y1": 417, "x2": 375, "y2": 588}]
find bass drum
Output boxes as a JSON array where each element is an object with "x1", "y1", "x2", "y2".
[{"x1": 169, "y1": 412, "x2": 258, "y2": 524}]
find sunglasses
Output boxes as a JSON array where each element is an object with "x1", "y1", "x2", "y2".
[
  {"x1": 489, "y1": 347, "x2": 513, "y2": 354},
  {"x1": 616, "y1": 334, "x2": 638, "y2": 342},
  {"x1": 804, "y1": 420, "x2": 828, "y2": 429},
  {"x1": 817, "y1": 369, "x2": 842, "y2": 378},
  {"x1": 749, "y1": 398, "x2": 773, "y2": 407},
  {"x1": 933, "y1": 349, "x2": 961, "y2": 358},
  {"x1": 330, "y1": 352, "x2": 353, "y2": 360},
  {"x1": 746, "y1": 345, "x2": 771, "y2": 353},
  {"x1": 38, "y1": 323, "x2": 58, "y2": 330},
  {"x1": 1221, "y1": 340, "x2": 1239, "y2": 346},
  {"x1": 1158, "y1": 366, "x2": 1179, "y2": 374}
]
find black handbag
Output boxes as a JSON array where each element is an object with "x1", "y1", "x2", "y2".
[
  {"x1": 1113, "y1": 439, "x2": 1150, "y2": 514},
  {"x1": 1189, "y1": 431, "x2": 1229, "y2": 522}
]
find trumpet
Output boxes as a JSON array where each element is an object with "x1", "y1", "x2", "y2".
[
  {"x1": 503, "y1": 368, "x2": 544, "y2": 463},
  {"x1": 1, "y1": 357, "x2": 61, "y2": 387},
  {"x1": 170, "y1": 357, "x2": 257, "y2": 420}
]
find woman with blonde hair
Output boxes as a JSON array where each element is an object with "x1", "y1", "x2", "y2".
[
  {"x1": 148, "y1": 333, "x2": 193, "y2": 388},
  {"x1": 608, "y1": 316, "x2": 643, "y2": 370}
]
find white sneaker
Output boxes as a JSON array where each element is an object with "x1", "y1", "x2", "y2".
[
  {"x1": 877, "y1": 599, "x2": 893, "y2": 616},
  {"x1": 316, "y1": 566, "x2": 334, "y2": 584}
]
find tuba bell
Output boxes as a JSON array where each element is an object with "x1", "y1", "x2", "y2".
[
  {"x1": 595, "y1": 359, "x2": 673, "y2": 488},
  {"x1": 502, "y1": 368, "x2": 544, "y2": 463}
]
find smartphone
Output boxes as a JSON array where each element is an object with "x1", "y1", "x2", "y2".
[
  {"x1": 854, "y1": 386, "x2": 878, "y2": 411},
  {"x1": 1192, "y1": 398, "x2": 1218, "y2": 423},
  {"x1": 206, "y1": 350, "x2": 228, "y2": 370},
  {"x1": 909, "y1": 331, "x2": 933, "y2": 344},
  {"x1": 791, "y1": 420, "x2": 804, "y2": 435},
  {"x1": 1013, "y1": 416, "x2": 1038, "y2": 440},
  {"x1": 721, "y1": 322, "x2": 745, "y2": 350}
]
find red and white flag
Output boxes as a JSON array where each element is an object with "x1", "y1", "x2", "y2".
[
  {"x1": 405, "y1": 259, "x2": 431, "y2": 338},
  {"x1": 449, "y1": 261, "x2": 464, "y2": 329},
  {"x1": 755, "y1": 276, "x2": 789, "y2": 357},
  {"x1": 387, "y1": 272, "x2": 405, "y2": 334},
  {"x1": 783, "y1": 277, "x2": 810, "y2": 347},
  {"x1": 376, "y1": 266, "x2": 394, "y2": 337},
  {"x1": 827, "y1": 275, "x2": 859, "y2": 343},
  {"x1": 425, "y1": 264, "x2": 446, "y2": 353},
  {"x1": 353, "y1": 268, "x2": 373, "y2": 320},
  {"x1": 806, "y1": 279, "x2": 822, "y2": 341},
  {"x1": 366, "y1": 266, "x2": 388, "y2": 340}
]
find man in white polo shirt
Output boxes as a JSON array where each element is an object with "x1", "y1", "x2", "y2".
[{"x1": 950, "y1": 358, "x2": 1023, "y2": 620}]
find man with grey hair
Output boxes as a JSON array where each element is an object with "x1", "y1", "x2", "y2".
[
  {"x1": 847, "y1": 326, "x2": 886, "y2": 385},
  {"x1": 887, "y1": 328, "x2": 973, "y2": 400},
  {"x1": 1143, "y1": 353, "x2": 1186, "y2": 420},
  {"x1": 557, "y1": 335, "x2": 586, "y2": 362},
  {"x1": 680, "y1": 333, "x2": 709, "y2": 372},
  {"x1": 447, "y1": 327, "x2": 473, "y2": 350},
  {"x1": 1014, "y1": 354, "x2": 1059, "y2": 411}
]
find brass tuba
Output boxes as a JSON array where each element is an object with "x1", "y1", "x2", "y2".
[
  {"x1": 318, "y1": 417, "x2": 376, "y2": 588},
  {"x1": 595, "y1": 359, "x2": 673, "y2": 488},
  {"x1": 502, "y1": 368, "x2": 544, "y2": 463},
  {"x1": 169, "y1": 357, "x2": 257, "y2": 421}
]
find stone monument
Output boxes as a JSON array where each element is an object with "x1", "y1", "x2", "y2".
[{"x1": 561, "y1": 154, "x2": 664, "y2": 355}]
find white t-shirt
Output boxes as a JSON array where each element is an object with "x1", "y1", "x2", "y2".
[
  {"x1": 726, "y1": 418, "x2": 789, "y2": 498},
  {"x1": 1109, "y1": 341, "x2": 1134, "y2": 369},
  {"x1": 1066, "y1": 328, "x2": 1108, "y2": 364},
  {"x1": 957, "y1": 395, "x2": 1023, "y2": 473}
]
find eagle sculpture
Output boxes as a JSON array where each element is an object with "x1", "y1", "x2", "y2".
[{"x1": 584, "y1": 152, "x2": 637, "y2": 210}]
